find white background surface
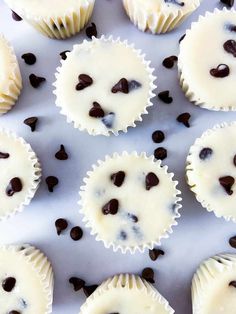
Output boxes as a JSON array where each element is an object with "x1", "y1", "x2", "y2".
[{"x1": 0, "y1": 0, "x2": 236, "y2": 313}]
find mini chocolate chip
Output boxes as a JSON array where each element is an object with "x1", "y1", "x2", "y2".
[
  {"x1": 21, "y1": 53, "x2": 36, "y2": 65},
  {"x1": 89, "y1": 102, "x2": 105, "y2": 118},
  {"x1": 2, "y1": 277, "x2": 16, "y2": 292},
  {"x1": 229, "y1": 236, "x2": 236, "y2": 248},
  {"x1": 102, "y1": 112, "x2": 115, "y2": 129},
  {"x1": 46, "y1": 176, "x2": 59, "y2": 192},
  {"x1": 229, "y1": 281, "x2": 236, "y2": 287},
  {"x1": 127, "y1": 213, "x2": 138, "y2": 223},
  {"x1": 76, "y1": 74, "x2": 93, "y2": 91},
  {"x1": 179, "y1": 34, "x2": 186, "y2": 43},
  {"x1": 128, "y1": 80, "x2": 142, "y2": 91},
  {"x1": 145, "y1": 172, "x2": 159, "y2": 190},
  {"x1": 221, "y1": 0, "x2": 234, "y2": 7},
  {"x1": 162, "y1": 56, "x2": 178, "y2": 69},
  {"x1": 110, "y1": 171, "x2": 125, "y2": 187},
  {"x1": 199, "y1": 148, "x2": 213, "y2": 160},
  {"x1": 152, "y1": 130, "x2": 165, "y2": 143},
  {"x1": 69, "y1": 277, "x2": 85, "y2": 291},
  {"x1": 0, "y1": 152, "x2": 9, "y2": 159},
  {"x1": 24, "y1": 117, "x2": 38, "y2": 132},
  {"x1": 224, "y1": 40, "x2": 236, "y2": 58},
  {"x1": 141, "y1": 268, "x2": 155, "y2": 284},
  {"x1": 70, "y1": 226, "x2": 83, "y2": 241},
  {"x1": 219, "y1": 176, "x2": 235, "y2": 195},
  {"x1": 149, "y1": 248, "x2": 165, "y2": 261},
  {"x1": 154, "y1": 147, "x2": 167, "y2": 160},
  {"x1": 55, "y1": 218, "x2": 68, "y2": 235},
  {"x1": 210, "y1": 64, "x2": 230, "y2": 78},
  {"x1": 120, "y1": 230, "x2": 127, "y2": 240},
  {"x1": 83, "y1": 285, "x2": 98, "y2": 297},
  {"x1": 9, "y1": 311, "x2": 21, "y2": 314},
  {"x1": 55, "y1": 145, "x2": 68, "y2": 160},
  {"x1": 11, "y1": 10, "x2": 22, "y2": 21},
  {"x1": 60, "y1": 50, "x2": 70, "y2": 60},
  {"x1": 177, "y1": 112, "x2": 191, "y2": 128},
  {"x1": 111, "y1": 78, "x2": 129, "y2": 94},
  {"x1": 86, "y1": 23, "x2": 97, "y2": 39},
  {"x1": 6, "y1": 178, "x2": 22, "y2": 196},
  {"x1": 158, "y1": 91, "x2": 173, "y2": 104},
  {"x1": 102, "y1": 199, "x2": 119, "y2": 215},
  {"x1": 29, "y1": 74, "x2": 46, "y2": 88}
]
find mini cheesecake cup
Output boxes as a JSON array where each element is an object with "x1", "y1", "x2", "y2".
[
  {"x1": 123, "y1": 0, "x2": 201, "y2": 34},
  {"x1": 53, "y1": 36, "x2": 156, "y2": 136},
  {"x1": 0, "y1": 34, "x2": 22, "y2": 115},
  {"x1": 0, "y1": 129, "x2": 41, "y2": 221},
  {"x1": 0, "y1": 244, "x2": 54, "y2": 314},
  {"x1": 80, "y1": 274, "x2": 174, "y2": 314},
  {"x1": 79, "y1": 151, "x2": 182, "y2": 254}
]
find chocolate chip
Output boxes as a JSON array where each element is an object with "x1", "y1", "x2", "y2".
[
  {"x1": 2, "y1": 277, "x2": 16, "y2": 292},
  {"x1": 177, "y1": 112, "x2": 191, "y2": 128},
  {"x1": 9, "y1": 311, "x2": 21, "y2": 314},
  {"x1": 162, "y1": 56, "x2": 178, "y2": 69},
  {"x1": 89, "y1": 102, "x2": 105, "y2": 118},
  {"x1": 149, "y1": 248, "x2": 165, "y2": 261},
  {"x1": 111, "y1": 78, "x2": 129, "y2": 94},
  {"x1": 83, "y1": 285, "x2": 98, "y2": 297},
  {"x1": 229, "y1": 281, "x2": 236, "y2": 287},
  {"x1": 0, "y1": 152, "x2": 9, "y2": 159},
  {"x1": 102, "y1": 112, "x2": 115, "y2": 129},
  {"x1": 128, "y1": 80, "x2": 142, "y2": 91},
  {"x1": 152, "y1": 130, "x2": 165, "y2": 143},
  {"x1": 221, "y1": 0, "x2": 234, "y2": 7},
  {"x1": 110, "y1": 171, "x2": 125, "y2": 187},
  {"x1": 76, "y1": 74, "x2": 93, "y2": 91},
  {"x1": 11, "y1": 10, "x2": 22, "y2": 21},
  {"x1": 24, "y1": 117, "x2": 38, "y2": 132},
  {"x1": 69, "y1": 277, "x2": 85, "y2": 291},
  {"x1": 55, "y1": 145, "x2": 68, "y2": 160},
  {"x1": 21, "y1": 53, "x2": 36, "y2": 65},
  {"x1": 224, "y1": 40, "x2": 236, "y2": 58},
  {"x1": 127, "y1": 213, "x2": 138, "y2": 223},
  {"x1": 158, "y1": 91, "x2": 173, "y2": 104},
  {"x1": 6, "y1": 178, "x2": 22, "y2": 196},
  {"x1": 29, "y1": 74, "x2": 46, "y2": 88},
  {"x1": 210, "y1": 64, "x2": 230, "y2": 78},
  {"x1": 145, "y1": 172, "x2": 159, "y2": 190},
  {"x1": 154, "y1": 147, "x2": 167, "y2": 160},
  {"x1": 86, "y1": 23, "x2": 97, "y2": 39},
  {"x1": 179, "y1": 34, "x2": 186, "y2": 43},
  {"x1": 70, "y1": 226, "x2": 83, "y2": 241},
  {"x1": 46, "y1": 176, "x2": 59, "y2": 192},
  {"x1": 199, "y1": 148, "x2": 213, "y2": 160},
  {"x1": 102, "y1": 199, "x2": 119, "y2": 215},
  {"x1": 60, "y1": 50, "x2": 70, "y2": 60},
  {"x1": 229, "y1": 236, "x2": 236, "y2": 248},
  {"x1": 141, "y1": 267, "x2": 155, "y2": 284},
  {"x1": 219, "y1": 176, "x2": 235, "y2": 195},
  {"x1": 55, "y1": 218, "x2": 68, "y2": 235}
]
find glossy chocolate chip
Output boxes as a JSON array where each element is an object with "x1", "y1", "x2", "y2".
[
  {"x1": 102, "y1": 199, "x2": 119, "y2": 215},
  {"x1": 128, "y1": 80, "x2": 142, "y2": 91},
  {"x1": 55, "y1": 218, "x2": 68, "y2": 235},
  {"x1": 111, "y1": 78, "x2": 129, "y2": 94},
  {"x1": 11, "y1": 10, "x2": 22, "y2": 21},
  {"x1": 149, "y1": 248, "x2": 165, "y2": 261},
  {"x1": 145, "y1": 172, "x2": 159, "y2": 190},
  {"x1": 76, "y1": 74, "x2": 93, "y2": 91},
  {"x1": 162, "y1": 55, "x2": 178, "y2": 69},
  {"x1": 210, "y1": 64, "x2": 230, "y2": 78},
  {"x1": 152, "y1": 130, "x2": 165, "y2": 143},
  {"x1": 24, "y1": 117, "x2": 38, "y2": 132},
  {"x1": 110, "y1": 171, "x2": 125, "y2": 187},
  {"x1": 199, "y1": 148, "x2": 213, "y2": 160},
  {"x1": 221, "y1": 0, "x2": 234, "y2": 7},
  {"x1": 69, "y1": 277, "x2": 85, "y2": 291},
  {"x1": 0, "y1": 152, "x2": 9, "y2": 159},
  {"x1": 177, "y1": 112, "x2": 191, "y2": 128},
  {"x1": 154, "y1": 147, "x2": 167, "y2": 160},
  {"x1": 219, "y1": 176, "x2": 235, "y2": 195},
  {"x1": 158, "y1": 90, "x2": 173, "y2": 104},
  {"x1": 83, "y1": 285, "x2": 98, "y2": 297},
  {"x1": 55, "y1": 145, "x2": 68, "y2": 160},
  {"x1": 229, "y1": 281, "x2": 236, "y2": 287},
  {"x1": 224, "y1": 40, "x2": 236, "y2": 58},
  {"x1": 29, "y1": 74, "x2": 46, "y2": 88},
  {"x1": 229, "y1": 236, "x2": 236, "y2": 248},
  {"x1": 6, "y1": 178, "x2": 22, "y2": 196},
  {"x1": 46, "y1": 176, "x2": 59, "y2": 192},
  {"x1": 60, "y1": 50, "x2": 70, "y2": 60},
  {"x1": 102, "y1": 112, "x2": 115, "y2": 129},
  {"x1": 89, "y1": 102, "x2": 105, "y2": 118},
  {"x1": 21, "y1": 53, "x2": 36, "y2": 65},
  {"x1": 70, "y1": 226, "x2": 83, "y2": 241},
  {"x1": 141, "y1": 267, "x2": 155, "y2": 283},
  {"x1": 2, "y1": 277, "x2": 16, "y2": 292},
  {"x1": 86, "y1": 23, "x2": 97, "y2": 39}
]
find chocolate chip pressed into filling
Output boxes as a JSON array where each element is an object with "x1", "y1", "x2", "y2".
[
  {"x1": 76, "y1": 74, "x2": 93, "y2": 91},
  {"x1": 210, "y1": 64, "x2": 230, "y2": 78},
  {"x1": 2, "y1": 277, "x2": 16, "y2": 292},
  {"x1": 6, "y1": 178, "x2": 23, "y2": 196},
  {"x1": 110, "y1": 171, "x2": 126, "y2": 187}
]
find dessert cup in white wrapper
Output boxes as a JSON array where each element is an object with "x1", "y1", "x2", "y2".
[
  {"x1": 53, "y1": 36, "x2": 156, "y2": 136},
  {"x1": 80, "y1": 274, "x2": 174, "y2": 314},
  {"x1": 192, "y1": 254, "x2": 236, "y2": 314},
  {"x1": 4, "y1": 0, "x2": 95, "y2": 39},
  {"x1": 0, "y1": 129, "x2": 41, "y2": 221},
  {"x1": 79, "y1": 151, "x2": 182, "y2": 254},
  {"x1": 0, "y1": 244, "x2": 54, "y2": 314},
  {"x1": 123, "y1": 0, "x2": 201, "y2": 34},
  {"x1": 0, "y1": 34, "x2": 22, "y2": 115}
]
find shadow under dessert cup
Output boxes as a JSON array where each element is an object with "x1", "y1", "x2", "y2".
[
  {"x1": 192, "y1": 254, "x2": 236, "y2": 314},
  {"x1": 79, "y1": 152, "x2": 182, "y2": 254},
  {"x1": 179, "y1": 8, "x2": 236, "y2": 111},
  {"x1": 123, "y1": 0, "x2": 201, "y2": 34},
  {"x1": 79, "y1": 274, "x2": 174, "y2": 314},
  {"x1": 0, "y1": 129, "x2": 41, "y2": 221},
  {"x1": 186, "y1": 122, "x2": 236, "y2": 222},
  {"x1": 4, "y1": 0, "x2": 95, "y2": 39},
  {"x1": 53, "y1": 36, "x2": 156, "y2": 136},
  {"x1": 0, "y1": 244, "x2": 54, "y2": 314},
  {"x1": 0, "y1": 34, "x2": 22, "y2": 115}
]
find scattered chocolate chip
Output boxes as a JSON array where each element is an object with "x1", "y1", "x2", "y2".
[
  {"x1": 11, "y1": 10, "x2": 22, "y2": 21},
  {"x1": 229, "y1": 281, "x2": 236, "y2": 287},
  {"x1": 210, "y1": 64, "x2": 230, "y2": 78},
  {"x1": 55, "y1": 218, "x2": 68, "y2": 235},
  {"x1": 149, "y1": 248, "x2": 165, "y2": 261},
  {"x1": 102, "y1": 112, "x2": 115, "y2": 129},
  {"x1": 2, "y1": 277, "x2": 16, "y2": 292},
  {"x1": 102, "y1": 199, "x2": 119, "y2": 215},
  {"x1": 69, "y1": 277, "x2": 85, "y2": 291},
  {"x1": 76, "y1": 74, "x2": 93, "y2": 91},
  {"x1": 55, "y1": 145, "x2": 68, "y2": 160},
  {"x1": 224, "y1": 40, "x2": 236, "y2": 58},
  {"x1": 6, "y1": 178, "x2": 22, "y2": 196},
  {"x1": 111, "y1": 78, "x2": 129, "y2": 94},
  {"x1": 128, "y1": 80, "x2": 142, "y2": 91},
  {"x1": 70, "y1": 226, "x2": 83, "y2": 241},
  {"x1": 219, "y1": 176, "x2": 235, "y2": 195},
  {"x1": 229, "y1": 236, "x2": 236, "y2": 248},
  {"x1": 145, "y1": 172, "x2": 159, "y2": 190},
  {"x1": 83, "y1": 285, "x2": 98, "y2": 297},
  {"x1": 179, "y1": 34, "x2": 186, "y2": 43},
  {"x1": 21, "y1": 53, "x2": 36, "y2": 65},
  {"x1": 154, "y1": 147, "x2": 167, "y2": 160},
  {"x1": 162, "y1": 56, "x2": 178, "y2": 69},
  {"x1": 60, "y1": 50, "x2": 70, "y2": 60},
  {"x1": 199, "y1": 148, "x2": 213, "y2": 160},
  {"x1": 141, "y1": 267, "x2": 155, "y2": 284},
  {"x1": 46, "y1": 176, "x2": 59, "y2": 192},
  {"x1": 221, "y1": 0, "x2": 234, "y2": 7},
  {"x1": 0, "y1": 152, "x2": 9, "y2": 159},
  {"x1": 152, "y1": 130, "x2": 165, "y2": 143},
  {"x1": 110, "y1": 171, "x2": 125, "y2": 187},
  {"x1": 24, "y1": 117, "x2": 38, "y2": 132},
  {"x1": 89, "y1": 102, "x2": 105, "y2": 118},
  {"x1": 177, "y1": 112, "x2": 191, "y2": 128},
  {"x1": 158, "y1": 91, "x2": 173, "y2": 104},
  {"x1": 9, "y1": 311, "x2": 21, "y2": 314},
  {"x1": 29, "y1": 74, "x2": 46, "y2": 88},
  {"x1": 86, "y1": 23, "x2": 97, "y2": 39},
  {"x1": 127, "y1": 213, "x2": 138, "y2": 223}
]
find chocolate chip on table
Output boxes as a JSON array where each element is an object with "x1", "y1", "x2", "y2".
[
  {"x1": 69, "y1": 277, "x2": 85, "y2": 291},
  {"x1": 110, "y1": 171, "x2": 125, "y2": 187},
  {"x1": 83, "y1": 285, "x2": 98, "y2": 297},
  {"x1": 2, "y1": 277, "x2": 16, "y2": 292},
  {"x1": 149, "y1": 248, "x2": 165, "y2": 261},
  {"x1": 70, "y1": 226, "x2": 83, "y2": 241},
  {"x1": 145, "y1": 172, "x2": 159, "y2": 190},
  {"x1": 224, "y1": 40, "x2": 236, "y2": 58},
  {"x1": 199, "y1": 148, "x2": 213, "y2": 160},
  {"x1": 89, "y1": 102, "x2": 105, "y2": 118},
  {"x1": 220, "y1": 0, "x2": 234, "y2": 7},
  {"x1": 152, "y1": 130, "x2": 165, "y2": 143},
  {"x1": 21, "y1": 53, "x2": 36, "y2": 65},
  {"x1": 162, "y1": 56, "x2": 178, "y2": 69},
  {"x1": 76, "y1": 74, "x2": 93, "y2": 91},
  {"x1": 111, "y1": 78, "x2": 129, "y2": 94},
  {"x1": 102, "y1": 199, "x2": 119, "y2": 215},
  {"x1": 128, "y1": 80, "x2": 142, "y2": 91},
  {"x1": 55, "y1": 218, "x2": 68, "y2": 235},
  {"x1": 11, "y1": 10, "x2": 22, "y2": 21},
  {"x1": 102, "y1": 112, "x2": 115, "y2": 129},
  {"x1": 154, "y1": 147, "x2": 167, "y2": 160},
  {"x1": 177, "y1": 112, "x2": 191, "y2": 128},
  {"x1": 229, "y1": 281, "x2": 236, "y2": 287},
  {"x1": 229, "y1": 236, "x2": 236, "y2": 248},
  {"x1": 210, "y1": 64, "x2": 230, "y2": 78},
  {"x1": 141, "y1": 267, "x2": 155, "y2": 284},
  {"x1": 179, "y1": 34, "x2": 186, "y2": 43},
  {"x1": 24, "y1": 117, "x2": 38, "y2": 132},
  {"x1": 29, "y1": 74, "x2": 46, "y2": 88},
  {"x1": 0, "y1": 152, "x2": 9, "y2": 159},
  {"x1": 60, "y1": 50, "x2": 70, "y2": 60},
  {"x1": 219, "y1": 176, "x2": 235, "y2": 195},
  {"x1": 55, "y1": 145, "x2": 68, "y2": 160},
  {"x1": 86, "y1": 22, "x2": 97, "y2": 39},
  {"x1": 46, "y1": 176, "x2": 59, "y2": 192},
  {"x1": 6, "y1": 178, "x2": 22, "y2": 196},
  {"x1": 158, "y1": 91, "x2": 173, "y2": 104},
  {"x1": 9, "y1": 311, "x2": 21, "y2": 314}
]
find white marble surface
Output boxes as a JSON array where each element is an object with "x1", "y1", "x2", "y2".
[{"x1": 0, "y1": 0, "x2": 236, "y2": 313}]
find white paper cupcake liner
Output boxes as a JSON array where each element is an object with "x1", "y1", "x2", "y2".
[
  {"x1": 53, "y1": 35, "x2": 156, "y2": 136},
  {"x1": 186, "y1": 121, "x2": 236, "y2": 223},
  {"x1": 79, "y1": 151, "x2": 182, "y2": 254},
  {"x1": 123, "y1": 0, "x2": 201, "y2": 34},
  {"x1": 192, "y1": 253, "x2": 236, "y2": 314},
  {"x1": 0, "y1": 34, "x2": 22, "y2": 115},
  {"x1": 80, "y1": 274, "x2": 174, "y2": 314},
  {"x1": 4, "y1": 0, "x2": 95, "y2": 39},
  {"x1": 0, "y1": 129, "x2": 41, "y2": 221},
  {"x1": 0, "y1": 244, "x2": 54, "y2": 314}
]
